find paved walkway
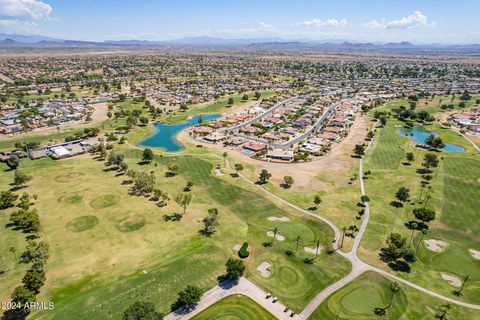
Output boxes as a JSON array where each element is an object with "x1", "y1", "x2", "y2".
[
  {"x1": 126, "y1": 126, "x2": 480, "y2": 319},
  {"x1": 164, "y1": 278, "x2": 299, "y2": 320}
]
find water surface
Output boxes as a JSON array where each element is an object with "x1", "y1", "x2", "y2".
[
  {"x1": 397, "y1": 125, "x2": 465, "y2": 152},
  {"x1": 140, "y1": 114, "x2": 221, "y2": 152}
]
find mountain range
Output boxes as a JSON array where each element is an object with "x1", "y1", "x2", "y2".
[{"x1": 1, "y1": 33, "x2": 479, "y2": 51}]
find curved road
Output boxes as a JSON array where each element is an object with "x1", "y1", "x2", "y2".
[{"x1": 126, "y1": 126, "x2": 480, "y2": 319}]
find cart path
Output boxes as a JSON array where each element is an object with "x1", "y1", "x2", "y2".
[{"x1": 125, "y1": 137, "x2": 480, "y2": 319}]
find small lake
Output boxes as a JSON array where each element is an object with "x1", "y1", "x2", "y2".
[
  {"x1": 139, "y1": 114, "x2": 221, "y2": 152},
  {"x1": 397, "y1": 125, "x2": 465, "y2": 152}
]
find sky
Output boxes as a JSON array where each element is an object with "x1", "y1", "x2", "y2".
[{"x1": 0, "y1": 0, "x2": 479, "y2": 44}]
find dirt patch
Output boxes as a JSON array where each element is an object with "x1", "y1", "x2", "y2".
[
  {"x1": 179, "y1": 115, "x2": 369, "y2": 192},
  {"x1": 267, "y1": 231, "x2": 285, "y2": 241},
  {"x1": 304, "y1": 245, "x2": 323, "y2": 255},
  {"x1": 55, "y1": 172, "x2": 85, "y2": 183},
  {"x1": 441, "y1": 273, "x2": 461, "y2": 287},
  {"x1": 468, "y1": 249, "x2": 480, "y2": 260},
  {"x1": 267, "y1": 216, "x2": 290, "y2": 222},
  {"x1": 257, "y1": 261, "x2": 271, "y2": 278},
  {"x1": 233, "y1": 243, "x2": 242, "y2": 251},
  {"x1": 424, "y1": 239, "x2": 449, "y2": 252}
]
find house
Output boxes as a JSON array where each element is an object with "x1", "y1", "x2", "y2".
[
  {"x1": 243, "y1": 142, "x2": 266, "y2": 152},
  {"x1": 266, "y1": 149, "x2": 294, "y2": 161}
]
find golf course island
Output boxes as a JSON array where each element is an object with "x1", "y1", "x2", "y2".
[{"x1": 1, "y1": 40, "x2": 480, "y2": 320}]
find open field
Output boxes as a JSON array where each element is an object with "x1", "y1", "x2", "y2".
[
  {"x1": 191, "y1": 294, "x2": 276, "y2": 320},
  {"x1": 358, "y1": 103, "x2": 480, "y2": 304},
  {"x1": 311, "y1": 271, "x2": 480, "y2": 319}
]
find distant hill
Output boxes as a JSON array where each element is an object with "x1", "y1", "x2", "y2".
[{"x1": 0, "y1": 33, "x2": 479, "y2": 52}]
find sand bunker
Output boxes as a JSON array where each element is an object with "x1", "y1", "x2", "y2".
[
  {"x1": 267, "y1": 216, "x2": 290, "y2": 222},
  {"x1": 424, "y1": 239, "x2": 449, "y2": 252},
  {"x1": 304, "y1": 246, "x2": 323, "y2": 255},
  {"x1": 214, "y1": 169, "x2": 224, "y2": 176},
  {"x1": 233, "y1": 243, "x2": 242, "y2": 251},
  {"x1": 441, "y1": 273, "x2": 461, "y2": 287},
  {"x1": 257, "y1": 261, "x2": 271, "y2": 278},
  {"x1": 267, "y1": 231, "x2": 285, "y2": 241},
  {"x1": 468, "y1": 249, "x2": 480, "y2": 260}
]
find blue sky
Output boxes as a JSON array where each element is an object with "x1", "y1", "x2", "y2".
[{"x1": 0, "y1": 0, "x2": 479, "y2": 43}]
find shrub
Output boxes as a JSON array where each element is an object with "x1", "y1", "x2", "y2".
[{"x1": 238, "y1": 242, "x2": 249, "y2": 258}]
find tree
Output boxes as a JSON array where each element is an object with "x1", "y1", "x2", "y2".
[
  {"x1": 13, "y1": 170, "x2": 32, "y2": 188},
  {"x1": 454, "y1": 275, "x2": 470, "y2": 296},
  {"x1": 22, "y1": 268, "x2": 46, "y2": 293},
  {"x1": 395, "y1": 187, "x2": 410, "y2": 203},
  {"x1": 7, "y1": 154, "x2": 20, "y2": 169},
  {"x1": 413, "y1": 207, "x2": 436, "y2": 224},
  {"x1": 254, "y1": 91, "x2": 261, "y2": 99},
  {"x1": 379, "y1": 116, "x2": 387, "y2": 126},
  {"x1": 234, "y1": 163, "x2": 244, "y2": 176},
  {"x1": 435, "y1": 302, "x2": 453, "y2": 320},
  {"x1": 175, "y1": 193, "x2": 192, "y2": 215},
  {"x1": 258, "y1": 169, "x2": 271, "y2": 184},
  {"x1": 139, "y1": 116, "x2": 149, "y2": 126},
  {"x1": 294, "y1": 235, "x2": 303, "y2": 252},
  {"x1": 21, "y1": 240, "x2": 49, "y2": 267},
  {"x1": 167, "y1": 163, "x2": 179, "y2": 176},
  {"x1": 142, "y1": 148, "x2": 154, "y2": 163},
  {"x1": 173, "y1": 285, "x2": 202, "y2": 310},
  {"x1": 224, "y1": 258, "x2": 245, "y2": 280},
  {"x1": 108, "y1": 151, "x2": 124, "y2": 168},
  {"x1": 184, "y1": 181, "x2": 194, "y2": 192},
  {"x1": 123, "y1": 301, "x2": 163, "y2": 320},
  {"x1": 425, "y1": 134, "x2": 445, "y2": 150},
  {"x1": 227, "y1": 97, "x2": 234, "y2": 105},
  {"x1": 374, "y1": 281, "x2": 400, "y2": 316},
  {"x1": 405, "y1": 152, "x2": 415, "y2": 163},
  {"x1": 283, "y1": 175, "x2": 294, "y2": 188},
  {"x1": 422, "y1": 153, "x2": 439, "y2": 171},
  {"x1": 10, "y1": 247, "x2": 18, "y2": 270},
  {"x1": 242, "y1": 94, "x2": 249, "y2": 101},
  {"x1": 313, "y1": 194, "x2": 322, "y2": 208},
  {"x1": 353, "y1": 144, "x2": 366, "y2": 157},
  {"x1": 0, "y1": 190, "x2": 19, "y2": 209},
  {"x1": 10, "y1": 285, "x2": 35, "y2": 316},
  {"x1": 202, "y1": 208, "x2": 219, "y2": 235},
  {"x1": 222, "y1": 152, "x2": 228, "y2": 167}
]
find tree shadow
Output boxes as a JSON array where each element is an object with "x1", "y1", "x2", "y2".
[
  {"x1": 390, "y1": 201, "x2": 404, "y2": 208},
  {"x1": 388, "y1": 260, "x2": 411, "y2": 273},
  {"x1": 217, "y1": 277, "x2": 239, "y2": 289},
  {"x1": 163, "y1": 213, "x2": 183, "y2": 222},
  {"x1": 308, "y1": 206, "x2": 317, "y2": 211},
  {"x1": 198, "y1": 229, "x2": 215, "y2": 237}
]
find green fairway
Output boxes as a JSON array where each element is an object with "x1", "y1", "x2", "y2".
[
  {"x1": 311, "y1": 271, "x2": 480, "y2": 319},
  {"x1": 359, "y1": 102, "x2": 480, "y2": 304},
  {"x1": 0, "y1": 143, "x2": 350, "y2": 318},
  {"x1": 192, "y1": 294, "x2": 276, "y2": 320}
]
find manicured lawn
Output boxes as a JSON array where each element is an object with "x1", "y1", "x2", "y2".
[
  {"x1": 311, "y1": 271, "x2": 480, "y2": 319},
  {"x1": 359, "y1": 107, "x2": 480, "y2": 304},
  {"x1": 192, "y1": 294, "x2": 276, "y2": 320},
  {"x1": 1, "y1": 144, "x2": 350, "y2": 318}
]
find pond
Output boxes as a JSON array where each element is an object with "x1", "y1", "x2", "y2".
[
  {"x1": 139, "y1": 114, "x2": 221, "y2": 152},
  {"x1": 397, "y1": 125, "x2": 465, "y2": 152}
]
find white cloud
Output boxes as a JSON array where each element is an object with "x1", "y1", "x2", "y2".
[
  {"x1": 294, "y1": 18, "x2": 347, "y2": 27},
  {"x1": 0, "y1": 0, "x2": 52, "y2": 33},
  {"x1": 363, "y1": 11, "x2": 435, "y2": 29},
  {"x1": 259, "y1": 22, "x2": 274, "y2": 29}
]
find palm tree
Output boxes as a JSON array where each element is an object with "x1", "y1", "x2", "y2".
[
  {"x1": 10, "y1": 247, "x2": 17, "y2": 270},
  {"x1": 374, "y1": 281, "x2": 400, "y2": 316},
  {"x1": 294, "y1": 236, "x2": 303, "y2": 252},
  {"x1": 272, "y1": 227, "x2": 279, "y2": 241},
  {"x1": 455, "y1": 275, "x2": 470, "y2": 296},
  {"x1": 415, "y1": 229, "x2": 427, "y2": 256},
  {"x1": 222, "y1": 152, "x2": 228, "y2": 167},
  {"x1": 315, "y1": 240, "x2": 321, "y2": 258}
]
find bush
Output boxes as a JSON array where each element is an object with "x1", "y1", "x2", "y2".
[{"x1": 238, "y1": 242, "x2": 249, "y2": 258}]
